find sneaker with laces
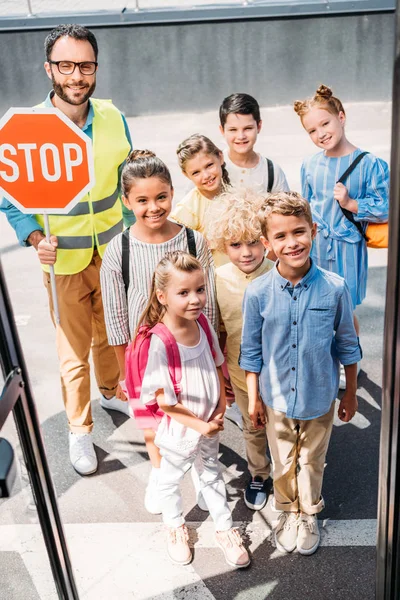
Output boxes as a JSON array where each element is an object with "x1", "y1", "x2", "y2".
[
  {"x1": 274, "y1": 511, "x2": 299, "y2": 553},
  {"x1": 69, "y1": 433, "x2": 98, "y2": 475},
  {"x1": 216, "y1": 527, "x2": 250, "y2": 568},
  {"x1": 225, "y1": 403, "x2": 243, "y2": 430},
  {"x1": 144, "y1": 468, "x2": 162, "y2": 515},
  {"x1": 244, "y1": 476, "x2": 271, "y2": 510},
  {"x1": 167, "y1": 525, "x2": 192, "y2": 565},
  {"x1": 297, "y1": 513, "x2": 320, "y2": 556},
  {"x1": 100, "y1": 394, "x2": 130, "y2": 416}
]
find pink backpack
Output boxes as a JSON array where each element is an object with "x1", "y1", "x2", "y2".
[{"x1": 125, "y1": 313, "x2": 216, "y2": 419}]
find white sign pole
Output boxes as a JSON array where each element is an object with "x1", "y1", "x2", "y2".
[{"x1": 43, "y1": 212, "x2": 60, "y2": 325}]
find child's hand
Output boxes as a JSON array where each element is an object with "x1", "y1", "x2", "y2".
[
  {"x1": 338, "y1": 391, "x2": 358, "y2": 422},
  {"x1": 204, "y1": 418, "x2": 224, "y2": 438},
  {"x1": 333, "y1": 183, "x2": 351, "y2": 208},
  {"x1": 249, "y1": 397, "x2": 266, "y2": 429}
]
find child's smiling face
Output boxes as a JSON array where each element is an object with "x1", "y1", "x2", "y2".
[
  {"x1": 122, "y1": 176, "x2": 173, "y2": 231},
  {"x1": 225, "y1": 239, "x2": 265, "y2": 274},
  {"x1": 220, "y1": 113, "x2": 261, "y2": 156},
  {"x1": 301, "y1": 107, "x2": 346, "y2": 155},
  {"x1": 261, "y1": 213, "x2": 317, "y2": 281},
  {"x1": 183, "y1": 151, "x2": 224, "y2": 199}
]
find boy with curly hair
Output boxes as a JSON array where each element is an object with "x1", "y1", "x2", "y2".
[{"x1": 209, "y1": 189, "x2": 274, "y2": 510}]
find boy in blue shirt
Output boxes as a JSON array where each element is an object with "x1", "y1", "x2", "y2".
[{"x1": 240, "y1": 191, "x2": 361, "y2": 556}]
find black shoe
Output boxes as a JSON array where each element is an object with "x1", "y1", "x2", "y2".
[{"x1": 244, "y1": 476, "x2": 271, "y2": 510}]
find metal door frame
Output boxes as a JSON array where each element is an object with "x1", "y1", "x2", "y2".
[{"x1": 0, "y1": 258, "x2": 79, "y2": 600}]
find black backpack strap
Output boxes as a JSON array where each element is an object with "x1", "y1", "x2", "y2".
[
  {"x1": 337, "y1": 152, "x2": 369, "y2": 241},
  {"x1": 121, "y1": 228, "x2": 130, "y2": 295},
  {"x1": 267, "y1": 158, "x2": 274, "y2": 193},
  {"x1": 186, "y1": 227, "x2": 197, "y2": 258}
]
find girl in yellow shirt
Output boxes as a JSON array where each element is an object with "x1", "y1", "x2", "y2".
[{"x1": 172, "y1": 134, "x2": 231, "y2": 268}]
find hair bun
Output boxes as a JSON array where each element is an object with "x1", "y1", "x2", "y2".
[
  {"x1": 315, "y1": 84, "x2": 333, "y2": 100},
  {"x1": 127, "y1": 149, "x2": 156, "y2": 163},
  {"x1": 293, "y1": 100, "x2": 305, "y2": 115}
]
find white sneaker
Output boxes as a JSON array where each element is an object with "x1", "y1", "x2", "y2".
[
  {"x1": 225, "y1": 403, "x2": 243, "y2": 431},
  {"x1": 100, "y1": 394, "x2": 130, "y2": 417},
  {"x1": 69, "y1": 433, "x2": 98, "y2": 475},
  {"x1": 145, "y1": 468, "x2": 162, "y2": 515},
  {"x1": 339, "y1": 363, "x2": 361, "y2": 390}
]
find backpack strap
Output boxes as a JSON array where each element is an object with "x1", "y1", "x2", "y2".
[
  {"x1": 121, "y1": 228, "x2": 131, "y2": 295},
  {"x1": 150, "y1": 323, "x2": 182, "y2": 395},
  {"x1": 186, "y1": 227, "x2": 197, "y2": 258},
  {"x1": 337, "y1": 152, "x2": 369, "y2": 241},
  {"x1": 197, "y1": 313, "x2": 216, "y2": 359},
  {"x1": 267, "y1": 158, "x2": 274, "y2": 193}
]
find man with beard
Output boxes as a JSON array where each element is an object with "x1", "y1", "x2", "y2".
[{"x1": 0, "y1": 24, "x2": 134, "y2": 475}]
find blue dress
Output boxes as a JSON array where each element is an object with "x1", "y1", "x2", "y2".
[{"x1": 301, "y1": 148, "x2": 389, "y2": 308}]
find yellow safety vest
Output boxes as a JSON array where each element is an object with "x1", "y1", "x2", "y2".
[{"x1": 36, "y1": 99, "x2": 131, "y2": 275}]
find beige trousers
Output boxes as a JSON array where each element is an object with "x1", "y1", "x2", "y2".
[
  {"x1": 231, "y1": 382, "x2": 271, "y2": 480},
  {"x1": 44, "y1": 251, "x2": 119, "y2": 433},
  {"x1": 265, "y1": 401, "x2": 335, "y2": 515}
]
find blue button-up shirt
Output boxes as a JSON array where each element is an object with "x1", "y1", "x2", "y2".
[
  {"x1": 0, "y1": 92, "x2": 135, "y2": 246},
  {"x1": 239, "y1": 260, "x2": 362, "y2": 420}
]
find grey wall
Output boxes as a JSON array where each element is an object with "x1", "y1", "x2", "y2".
[{"x1": 0, "y1": 12, "x2": 395, "y2": 117}]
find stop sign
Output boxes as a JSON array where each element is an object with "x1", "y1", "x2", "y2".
[{"x1": 0, "y1": 107, "x2": 95, "y2": 214}]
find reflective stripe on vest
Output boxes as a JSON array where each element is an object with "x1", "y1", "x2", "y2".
[
  {"x1": 65, "y1": 189, "x2": 119, "y2": 217},
  {"x1": 35, "y1": 99, "x2": 130, "y2": 275},
  {"x1": 57, "y1": 219, "x2": 123, "y2": 250}
]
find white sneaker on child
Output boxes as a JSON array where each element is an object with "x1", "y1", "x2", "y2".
[
  {"x1": 274, "y1": 511, "x2": 299, "y2": 553},
  {"x1": 297, "y1": 513, "x2": 320, "y2": 556},
  {"x1": 144, "y1": 468, "x2": 162, "y2": 515},
  {"x1": 167, "y1": 524, "x2": 192, "y2": 565},
  {"x1": 225, "y1": 403, "x2": 243, "y2": 430}
]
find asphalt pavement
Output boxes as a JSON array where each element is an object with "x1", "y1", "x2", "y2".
[{"x1": 0, "y1": 101, "x2": 390, "y2": 599}]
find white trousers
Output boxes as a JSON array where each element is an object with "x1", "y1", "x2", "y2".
[{"x1": 158, "y1": 434, "x2": 233, "y2": 531}]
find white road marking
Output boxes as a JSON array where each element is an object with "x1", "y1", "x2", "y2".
[{"x1": 0, "y1": 519, "x2": 377, "y2": 599}]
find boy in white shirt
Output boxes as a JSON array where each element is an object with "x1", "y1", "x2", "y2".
[
  {"x1": 219, "y1": 93, "x2": 290, "y2": 194},
  {"x1": 209, "y1": 189, "x2": 274, "y2": 510}
]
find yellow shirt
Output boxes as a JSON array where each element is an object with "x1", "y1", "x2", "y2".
[
  {"x1": 171, "y1": 188, "x2": 228, "y2": 268},
  {"x1": 216, "y1": 257, "x2": 274, "y2": 392}
]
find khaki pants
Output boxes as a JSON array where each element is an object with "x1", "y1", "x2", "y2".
[
  {"x1": 265, "y1": 401, "x2": 335, "y2": 515},
  {"x1": 44, "y1": 251, "x2": 119, "y2": 433},
  {"x1": 231, "y1": 382, "x2": 271, "y2": 480}
]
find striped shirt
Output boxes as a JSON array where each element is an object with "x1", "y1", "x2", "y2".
[
  {"x1": 301, "y1": 148, "x2": 389, "y2": 308},
  {"x1": 100, "y1": 224, "x2": 217, "y2": 346}
]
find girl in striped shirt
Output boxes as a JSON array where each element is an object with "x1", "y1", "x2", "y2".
[
  {"x1": 100, "y1": 150, "x2": 217, "y2": 513},
  {"x1": 294, "y1": 85, "x2": 389, "y2": 386}
]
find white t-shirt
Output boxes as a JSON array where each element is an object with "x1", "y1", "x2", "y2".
[
  {"x1": 140, "y1": 319, "x2": 224, "y2": 457},
  {"x1": 223, "y1": 149, "x2": 290, "y2": 194}
]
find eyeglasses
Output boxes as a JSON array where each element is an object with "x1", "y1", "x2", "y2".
[{"x1": 48, "y1": 60, "x2": 98, "y2": 75}]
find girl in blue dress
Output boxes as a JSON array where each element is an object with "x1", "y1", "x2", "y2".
[{"x1": 294, "y1": 84, "x2": 389, "y2": 384}]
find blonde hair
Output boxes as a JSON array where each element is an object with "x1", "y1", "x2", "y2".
[
  {"x1": 176, "y1": 134, "x2": 231, "y2": 187},
  {"x1": 293, "y1": 84, "x2": 345, "y2": 121},
  {"x1": 121, "y1": 149, "x2": 172, "y2": 197},
  {"x1": 135, "y1": 251, "x2": 204, "y2": 337},
  {"x1": 208, "y1": 188, "x2": 265, "y2": 254},
  {"x1": 258, "y1": 192, "x2": 313, "y2": 238}
]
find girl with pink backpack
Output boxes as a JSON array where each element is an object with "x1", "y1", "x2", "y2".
[
  {"x1": 100, "y1": 150, "x2": 217, "y2": 515},
  {"x1": 135, "y1": 250, "x2": 250, "y2": 568}
]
